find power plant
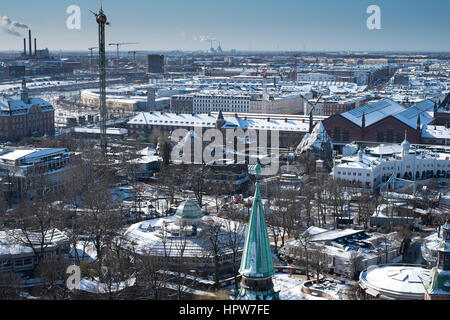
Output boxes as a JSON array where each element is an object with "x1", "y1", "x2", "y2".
[{"x1": 18, "y1": 29, "x2": 49, "y2": 60}]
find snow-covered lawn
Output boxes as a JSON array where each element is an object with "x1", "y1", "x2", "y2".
[
  {"x1": 272, "y1": 274, "x2": 326, "y2": 300},
  {"x1": 80, "y1": 277, "x2": 136, "y2": 294}
]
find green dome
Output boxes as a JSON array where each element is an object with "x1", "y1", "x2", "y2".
[{"x1": 175, "y1": 198, "x2": 203, "y2": 220}]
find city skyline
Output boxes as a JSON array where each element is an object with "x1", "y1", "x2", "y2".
[{"x1": 1, "y1": 0, "x2": 450, "y2": 52}]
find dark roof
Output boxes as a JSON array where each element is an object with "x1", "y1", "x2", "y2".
[{"x1": 439, "y1": 93, "x2": 450, "y2": 111}]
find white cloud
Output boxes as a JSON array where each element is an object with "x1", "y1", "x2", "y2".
[{"x1": 0, "y1": 15, "x2": 29, "y2": 37}]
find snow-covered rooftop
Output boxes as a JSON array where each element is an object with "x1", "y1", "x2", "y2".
[
  {"x1": 0, "y1": 148, "x2": 68, "y2": 164},
  {"x1": 360, "y1": 265, "x2": 430, "y2": 299},
  {"x1": 128, "y1": 112, "x2": 311, "y2": 132},
  {"x1": 341, "y1": 99, "x2": 406, "y2": 127}
]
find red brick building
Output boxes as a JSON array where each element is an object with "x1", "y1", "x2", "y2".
[
  {"x1": 323, "y1": 99, "x2": 435, "y2": 150},
  {"x1": 0, "y1": 80, "x2": 55, "y2": 141}
]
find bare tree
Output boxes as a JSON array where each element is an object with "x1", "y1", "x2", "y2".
[
  {"x1": 291, "y1": 231, "x2": 313, "y2": 280},
  {"x1": 310, "y1": 244, "x2": 328, "y2": 284},
  {"x1": 157, "y1": 165, "x2": 186, "y2": 205},
  {"x1": 325, "y1": 178, "x2": 348, "y2": 229},
  {"x1": 355, "y1": 189, "x2": 372, "y2": 229},
  {"x1": 185, "y1": 165, "x2": 210, "y2": 208},
  {"x1": 222, "y1": 210, "x2": 245, "y2": 291},
  {"x1": 172, "y1": 234, "x2": 189, "y2": 300},
  {"x1": 0, "y1": 272, "x2": 24, "y2": 300},
  {"x1": 201, "y1": 217, "x2": 226, "y2": 289},
  {"x1": 300, "y1": 183, "x2": 314, "y2": 228},
  {"x1": 34, "y1": 256, "x2": 72, "y2": 300},
  {"x1": 298, "y1": 151, "x2": 316, "y2": 176},
  {"x1": 9, "y1": 200, "x2": 65, "y2": 264},
  {"x1": 348, "y1": 250, "x2": 364, "y2": 281},
  {"x1": 135, "y1": 250, "x2": 170, "y2": 300},
  {"x1": 79, "y1": 182, "x2": 124, "y2": 277},
  {"x1": 100, "y1": 236, "x2": 136, "y2": 300}
]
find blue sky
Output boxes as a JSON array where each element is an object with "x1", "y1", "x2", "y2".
[{"x1": 1, "y1": 0, "x2": 449, "y2": 52}]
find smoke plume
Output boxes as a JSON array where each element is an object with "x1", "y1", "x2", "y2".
[{"x1": 1, "y1": 16, "x2": 29, "y2": 37}]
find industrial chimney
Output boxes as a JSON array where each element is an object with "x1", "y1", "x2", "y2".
[
  {"x1": 34, "y1": 38, "x2": 37, "y2": 56},
  {"x1": 28, "y1": 30, "x2": 32, "y2": 56},
  {"x1": 23, "y1": 38, "x2": 27, "y2": 57}
]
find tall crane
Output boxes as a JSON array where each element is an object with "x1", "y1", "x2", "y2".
[
  {"x1": 91, "y1": 5, "x2": 109, "y2": 156},
  {"x1": 88, "y1": 47, "x2": 98, "y2": 74},
  {"x1": 108, "y1": 42, "x2": 138, "y2": 70}
]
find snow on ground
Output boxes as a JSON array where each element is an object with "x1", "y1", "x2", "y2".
[
  {"x1": 80, "y1": 277, "x2": 136, "y2": 294},
  {"x1": 272, "y1": 274, "x2": 326, "y2": 300},
  {"x1": 69, "y1": 241, "x2": 97, "y2": 263},
  {"x1": 308, "y1": 278, "x2": 349, "y2": 300}
]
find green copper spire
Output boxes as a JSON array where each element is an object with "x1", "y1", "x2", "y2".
[
  {"x1": 239, "y1": 165, "x2": 275, "y2": 278},
  {"x1": 425, "y1": 220, "x2": 450, "y2": 298},
  {"x1": 235, "y1": 164, "x2": 279, "y2": 300}
]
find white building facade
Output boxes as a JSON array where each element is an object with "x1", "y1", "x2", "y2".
[{"x1": 332, "y1": 140, "x2": 450, "y2": 189}]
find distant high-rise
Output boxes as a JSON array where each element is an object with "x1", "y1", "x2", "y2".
[{"x1": 146, "y1": 54, "x2": 165, "y2": 74}]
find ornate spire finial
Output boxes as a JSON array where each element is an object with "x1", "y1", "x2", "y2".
[{"x1": 255, "y1": 162, "x2": 261, "y2": 181}]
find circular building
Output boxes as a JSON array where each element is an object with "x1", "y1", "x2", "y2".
[
  {"x1": 359, "y1": 265, "x2": 430, "y2": 300},
  {"x1": 123, "y1": 199, "x2": 244, "y2": 278}
]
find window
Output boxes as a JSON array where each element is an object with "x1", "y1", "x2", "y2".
[
  {"x1": 387, "y1": 130, "x2": 394, "y2": 143},
  {"x1": 343, "y1": 130, "x2": 350, "y2": 142},
  {"x1": 333, "y1": 128, "x2": 341, "y2": 141},
  {"x1": 377, "y1": 132, "x2": 384, "y2": 142}
]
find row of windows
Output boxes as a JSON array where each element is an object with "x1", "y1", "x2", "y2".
[
  {"x1": 0, "y1": 257, "x2": 36, "y2": 268},
  {"x1": 333, "y1": 128, "x2": 350, "y2": 142},
  {"x1": 377, "y1": 131, "x2": 407, "y2": 143},
  {"x1": 337, "y1": 171, "x2": 370, "y2": 177}
]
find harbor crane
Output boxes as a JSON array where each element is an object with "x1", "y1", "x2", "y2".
[
  {"x1": 88, "y1": 47, "x2": 98, "y2": 74},
  {"x1": 108, "y1": 42, "x2": 139, "y2": 70}
]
